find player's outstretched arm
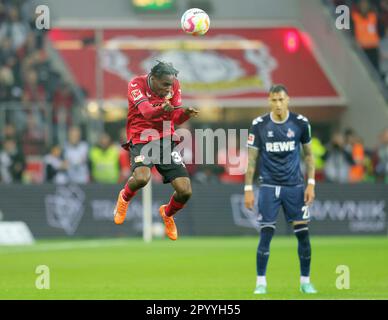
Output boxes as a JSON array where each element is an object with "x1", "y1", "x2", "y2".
[
  {"x1": 171, "y1": 106, "x2": 199, "y2": 124},
  {"x1": 303, "y1": 143, "x2": 315, "y2": 206},
  {"x1": 244, "y1": 147, "x2": 258, "y2": 210}
]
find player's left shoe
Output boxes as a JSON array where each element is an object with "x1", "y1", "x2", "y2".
[
  {"x1": 300, "y1": 283, "x2": 318, "y2": 294},
  {"x1": 159, "y1": 205, "x2": 178, "y2": 241},
  {"x1": 253, "y1": 285, "x2": 267, "y2": 294},
  {"x1": 113, "y1": 189, "x2": 129, "y2": 225}
]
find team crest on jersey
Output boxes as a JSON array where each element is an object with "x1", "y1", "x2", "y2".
[
  {"x1": 287, "y1": 128, "x2": 295, "y2": 138},
  {"x1": 131, "y1": 89, "x2": 143, "y2": 101},
  {"x1": 134, "y1": 155, "x2": 145, "y2": 163},
  {"x1": 248, "y1": 133, "x2": 255, "y2": 145},
  {"x1": 267, "y1": 131, "x2": 274, "y2": 138}
]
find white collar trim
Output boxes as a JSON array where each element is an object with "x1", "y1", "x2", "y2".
[{"x1": 270, "y1": 111, "x2": 289, "y2": 124}]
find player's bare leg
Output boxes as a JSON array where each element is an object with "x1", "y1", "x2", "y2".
[
  {"x1": 159, "y1": 177, "x2": 192, "y2": 240},
  {"x1": 293, "y1": 220, "x2": 317, "y2": 293},
  {"x1": 114, "y1": 167, "x2": 151, "y2": 224}
]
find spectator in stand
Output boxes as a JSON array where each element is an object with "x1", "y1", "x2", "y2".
[
  {"x1": 351, "y1": 0, "x2": 384, "y2": 72},
  {"x1": 0, "y1": 37, "x2": 20, "y2": 103},
  {"x1": 323, "y1": 131, "x2": 355, "y2": 183},
  {"x1": 0, "y1": 6, "x2": 29, "y2": 50},
  {"x1": 2, "y1": 123, "x2": 17, "y2": 141},
  {"x1": 379, "y1": 0, "x2": 388, "y2": 27},
  {"x1": 310, "y1": 135, "x2": 326, "y2": 181},
  {"x1": 22, "y1": 113, "x2": 46, "y2": 156},
  {"x1": 344, "y1": 128, "x2": 366, "y2": 182},
  {"x1": 22, "y1": 68, "x2": 46, "y2": 103},
  {"x1": 63, "y1": 126, "x2": 89, "y2": 184},
  {"x1": 0, "y1": 37, "x2": 14, "y2": 65},
  {"x1": 30, "y1": 51, "x2": 54, "y2": 97},
  {"x1": 89, "y1": 132, "x2": 120, "y2": 184},
  {"x1": 44, "y1": 145, "x2": 68, "y2": 184},
  {"x1": 21, "y1": 69, "x2": 46, "y2": 128},
  {"x1": 376, "y1": 127, "x2": 388, "y2": 182},
  {"x1": 0, "y1": 65, "x2": 13, "y2": 102},
  {"x1": 17, "y1": 31, "x2": 37, "y2": 60},
  {"x1": 52, "y1": 82, "x2": 75, "y2": 143},
  {"x1": 0, "y1": 2, "x2": 7, "y2": 25},
  {"x1": 0, "y1": 138, "x2": 25, "y2": 183}
]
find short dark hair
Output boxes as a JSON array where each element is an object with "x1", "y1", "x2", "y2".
[
  {"x1": 150, "y1": 61, "x2": 179, "y2": 78},
  {"x1": 269, "y1": 84, "x2": 288, "y2": 95}
]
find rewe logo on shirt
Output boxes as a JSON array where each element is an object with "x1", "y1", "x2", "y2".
[{"x1": 265, "y1": 141, "x2": 295, "y2": 152}]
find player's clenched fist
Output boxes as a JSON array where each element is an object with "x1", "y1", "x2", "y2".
[
  {"x1": 184, "y1": 107, "x2": 199, "y2": 118},
  {"x1": 244, "y1": 190, "x2": 255, "y2": 210}
]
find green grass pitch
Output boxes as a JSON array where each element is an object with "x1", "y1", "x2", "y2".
[{"x1": 1, "y1": 236, "x2": 387, "y2": 299}]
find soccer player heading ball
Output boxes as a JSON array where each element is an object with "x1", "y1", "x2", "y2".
[
  {"x1": 245, "y1": 84, "x2": 318, "y2": 294},
  {"x1": 113, "y1": 61, "x2": 199, "y2": 240}
]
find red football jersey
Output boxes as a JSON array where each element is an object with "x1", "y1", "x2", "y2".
[{"x1": 126, "y1": 74, "x2": 189, "y2": 145}]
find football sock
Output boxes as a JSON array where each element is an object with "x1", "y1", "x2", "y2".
[
  {"x1": 256, "y1": 276, "x2": 267, "y2": 286},
  {"x1": 294, "y1": 224, "x2": 311, "y2": 278},
  {"x1": 257, "y1": 226, "x2": 275, "y2": 276},
  {"x1": 122, "y1": 183, "x2": 137, "y2": 202},
  {"x1": 300, "y1": 276, "x2": 310, "y2": 284},
  {"x1": 165, "y1": 195, "x2": 185, "y2": 217}
]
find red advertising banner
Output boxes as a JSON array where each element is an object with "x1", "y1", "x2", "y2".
[{"x1": 49, "y1": 27, "x2": 342, "y2": 107}]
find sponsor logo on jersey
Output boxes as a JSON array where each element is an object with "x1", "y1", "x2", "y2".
[
  {"x1": 130, "y1": 83, "x2": 138, "y2": 87},
  {"x1": 131, "y1": 89, "x2": 143, "y2": 101},
  {"x1": 287, "y1": 128, "x2": 295, "y2": 138},
  {"x1": 265, "y1": 141, "x2": 296, "y2": 152},
  {"x1": 267, "y1": 131, "x2": 274, "y2": 138}
]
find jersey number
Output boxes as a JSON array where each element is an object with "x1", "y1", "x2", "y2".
[
  {"x1": 302, "y1": 206, "x2": 310, "y2": 219},
  {"x1": 171, "y1": 151, "x2": 185, "y2": 167}
]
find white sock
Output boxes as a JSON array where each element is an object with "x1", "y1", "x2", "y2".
[
  {"x1": 300, "y1": 276, "x2": 310, "y2": 284},
  {"x1": 256, "y1": 276, "x2": 267, "y2": 286}
]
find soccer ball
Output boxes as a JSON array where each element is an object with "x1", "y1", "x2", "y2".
[{"x1": 181, "y1": 8, "x2": 210, "y2": 36}]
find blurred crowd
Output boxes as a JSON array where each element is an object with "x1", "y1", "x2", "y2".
[
  {"x1": 328, "y1": 0, "x2": 388, "y2": 84},
  {"x1": 1, "y1": 121, "x2": 388, "y2": 184},
  {"x1": 0, "y1": 0, "x2": 78, "y2": 155},
  {"x1": 310, "y1": 127, "x2": 388, "y2": 183}
]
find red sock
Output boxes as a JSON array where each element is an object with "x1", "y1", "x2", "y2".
[
  {"x1": 122, "y1": 183, "x2": 137, "y2": 202},
  {"x1": 165, "y1": 196, "x2": 185, "y2": 217}
]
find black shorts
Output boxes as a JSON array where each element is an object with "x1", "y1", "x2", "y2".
[{"x1": 129, "y1": 137, "x2": 189, "y2": 184}]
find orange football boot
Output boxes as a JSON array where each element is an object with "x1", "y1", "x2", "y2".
[
  {"x1": 159, "y1": 205, "x2": 178, "y2": 240},
  {"x1": 113, "y1": 189, "x2": 129, "y2": 225}
]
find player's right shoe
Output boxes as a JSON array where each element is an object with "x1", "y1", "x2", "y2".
[
  {"x1": 113, "y1": 189, "x2": 129, "y2": 225},
  {"x1": 300, "y1": 283, "x2": 318, "y2": 294},
  {"x1": 253, "y1": 285, "x2": 267, "y2": 294},
  {"x1": 159, "y1": 205, "x2": 178, "y2": 241}
]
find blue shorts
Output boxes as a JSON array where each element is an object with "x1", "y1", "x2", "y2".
[{"x1": 257, "y1": 184, "x2": 310, "y2": 228}]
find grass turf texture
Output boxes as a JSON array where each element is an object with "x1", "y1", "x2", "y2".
[{"x1": 0, "y1": 236, "x2": 387, "y2": 300}]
